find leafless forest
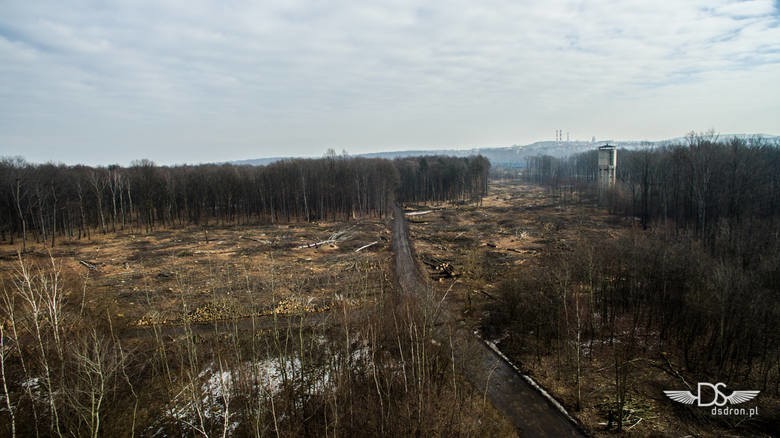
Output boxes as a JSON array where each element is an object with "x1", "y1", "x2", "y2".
[{"x1": 0, "y1": 155, "x2": 490, "y2": 245}]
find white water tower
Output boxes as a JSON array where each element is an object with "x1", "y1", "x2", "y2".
[{"x1": 598, "y1": 145, "x2": 617, "y2": 196}]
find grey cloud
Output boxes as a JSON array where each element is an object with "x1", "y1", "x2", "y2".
[{"x1": 0, "y1": 0, "x2": 778, "y2": 165}]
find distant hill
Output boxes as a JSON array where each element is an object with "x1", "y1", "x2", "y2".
[
  {"x1": 231, "y1": 134, "x2": 779, "y2": 167},
  {"x1": 231, "y1": 157, "x2": 289, "y2": 166}
]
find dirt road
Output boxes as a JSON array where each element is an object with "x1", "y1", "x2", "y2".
[{"x1": 392, "y1": 205, "x2": 586, "y2": 437}]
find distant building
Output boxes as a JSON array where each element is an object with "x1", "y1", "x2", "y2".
[{"x1": 598, "y1": 145, "x2": 617, "y2": 203}]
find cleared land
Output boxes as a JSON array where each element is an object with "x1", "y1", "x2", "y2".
[
  {"x1": 393, "y1": 204, "x2": 585, "y2": 436},
  {"x1": 406, "y1": 180, "x2": 776, "y2": 436},
  {"x1": 0, "y1": 213, "x2": 517, "y2": 436},
  {"x1": 0, "y1": 220, "x2": 390, "y2": 330}
]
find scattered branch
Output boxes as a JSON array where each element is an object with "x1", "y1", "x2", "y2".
[
  {"x1": 297, "y1": 227, "x2": 355, "y2": 249},
  {"x1": 475, "y1": 289, "x2": 496, "y2": 300},
  {"x1": 239, "y1": 235, "x2": 271, "y2": 244},
  {"x1": 296, "y1": 239, "x2": 336, "y2": 249}
]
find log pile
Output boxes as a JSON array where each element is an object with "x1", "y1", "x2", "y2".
[{"x1": 422, "y1": 256, "x2": 458, "y2": 280}]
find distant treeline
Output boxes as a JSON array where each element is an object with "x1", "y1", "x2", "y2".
[
  {"x1": 0, "y1": 154, "x2": 489, "y2": 247},
  {"x1": 395, "y1": 155, "x2": 490, "y2": 204},
  {"x1": 525, "y1": 135, "x2": 780, "y2": 238}
]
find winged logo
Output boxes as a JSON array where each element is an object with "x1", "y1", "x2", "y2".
[{"x1": 664, "y1": 382, "x2": 759, "y2": 407}]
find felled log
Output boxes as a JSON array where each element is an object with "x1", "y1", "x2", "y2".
[
  {"x1": 79, "y1": 260, "x2": 98, "y2": 270},
  {"x1": 405, "y1": 210, "x2": 433, "y2": 217},
  {"x1": 354, "y1": 241, "x2": 379, "y2": 252}
]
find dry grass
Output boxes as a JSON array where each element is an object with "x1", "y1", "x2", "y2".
[
  {"x1": 0, "y1": 219, "x2": 391, "y2": 331},
  {"x1": 406, "y1": 181, "x2": 616, "y2": 322}
]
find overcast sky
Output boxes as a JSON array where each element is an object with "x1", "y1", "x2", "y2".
[{"x1": 1, "y1": 0, "x2": 779, "y2": 166}]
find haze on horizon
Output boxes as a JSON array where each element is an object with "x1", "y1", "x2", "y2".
[{"x1": 1, "y1": 0, "x2": 779, "y2": 167}]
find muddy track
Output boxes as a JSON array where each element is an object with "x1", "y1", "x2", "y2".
[{"x1": 392, "y1": 205, "x2": 586, "y2": 437}]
